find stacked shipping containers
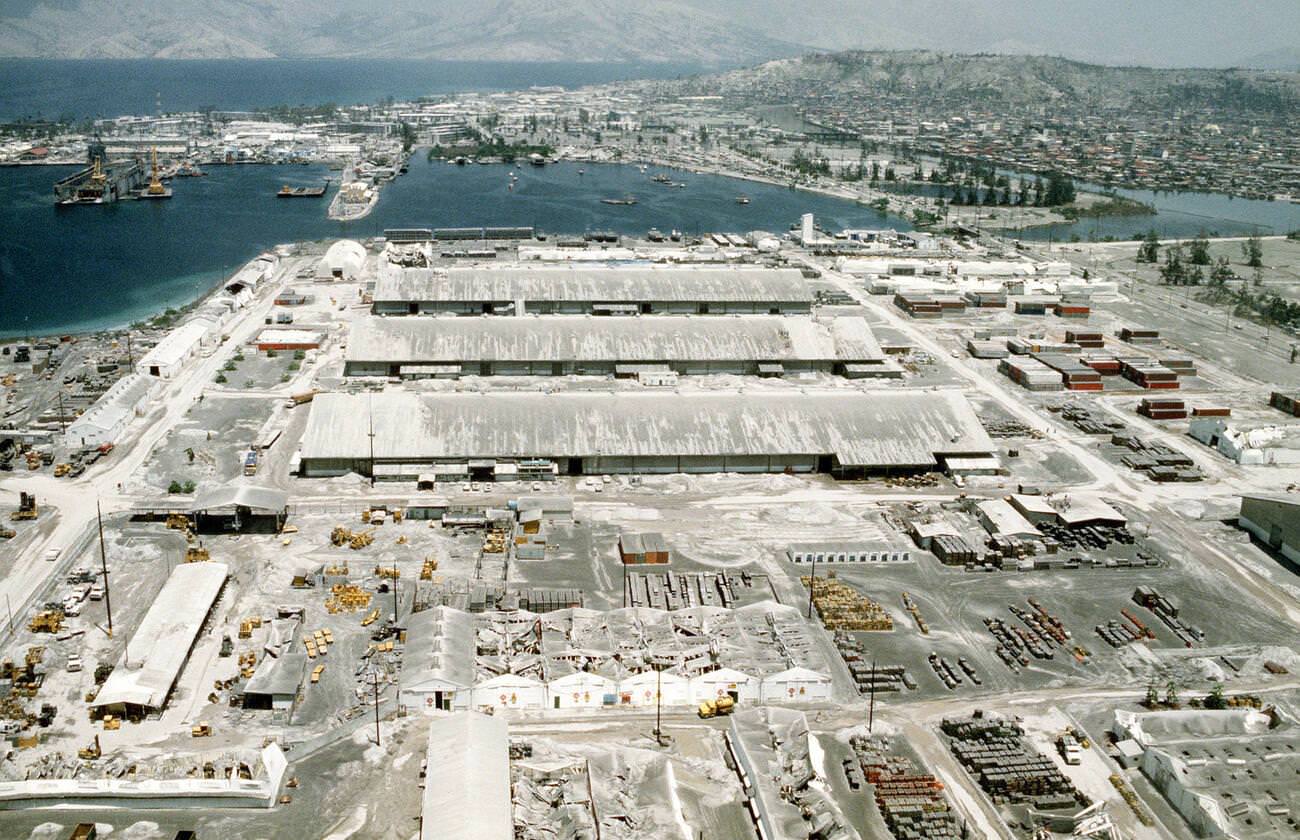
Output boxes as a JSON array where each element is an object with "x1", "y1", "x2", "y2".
[
  {"x1": 999, "y1": 358, "x2": 1065, "y2": 391},
  {"x1": 1137, "y1": 398, "x2": 1187, "y2": 420}
]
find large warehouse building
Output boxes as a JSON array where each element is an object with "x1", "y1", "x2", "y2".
[
  {"x1": 298, "y1": 389, "x2": 995, "y2": 478},
  {"x1": 371, "y1": 264, "x2": 815, "y2": 316},
  {"x1": 343, "y1": 314, "x2": 891, "y2": 378},
  {"x1": 1239, "y1": 494, "x2": 1300, "y2": 564}
]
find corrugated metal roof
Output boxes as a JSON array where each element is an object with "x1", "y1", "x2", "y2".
[
  {"x1": 301, "y1": 390, "x2": 994, "y2": 469},
  {"x1": 420, "y1": 713, "x2": 512, "y2": 840},
  {"x1": 188, "y1": 484, "x2": 288, "y2": 513},
  {"x1": 92, "y1": 563, "x2": 229, "y2": 710},
  {"x1": 374, "y1": 264, "x2": 814, "y2": 304},
  {"x1": 347, "y1": 315, "x2": 880, "y2": 365}
]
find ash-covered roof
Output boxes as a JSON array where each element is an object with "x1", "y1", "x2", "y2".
[{"x1": 301, "y1": 390, "x2": 994, "y2": 470}]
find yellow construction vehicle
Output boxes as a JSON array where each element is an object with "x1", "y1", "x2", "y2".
[
  {"x1": 185, "y1": 544, "x2": 210, "y2": 563},
  {"x1": 310, "y1": 665, "x2": 325, "y2": 684},
  {"x1": 102, "y1": 715, "x2": 120, "y2": 731},
  {"x1": 10, "y1": 492, "x2": 37, "y2": 521},
  {"x1": 53, "y1": 463, "x2": 71, "y2": 478},
  {"x1": 28, "y1": 610, "x2": 63, "y2": 634},
  {"x1": 78, "y1": 735, "x2": 102, "y2": 760},
  {"x1": 360, "y1": 607, "x2": 380, "y2": 627},
  {"x1": 165, "y1": 513, "x2": 190, "y2": 531},
  {"x1": 348, "y1": 529, "x2": 374, "y2": 550},
  {"x1": 0, "y1": 526, "x2": 15, "y2": 540},
  {"x1": 330, "y1": 526, "x2": 353, "y2": 546},
  {"x1": 697, "y1": 696, "x2": 737, "y2": 719},
  {"x1": 191, "y1": 724, "x2": 212, "y2": 737}
]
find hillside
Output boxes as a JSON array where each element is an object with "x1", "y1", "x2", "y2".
[
  {"x1": 0, "y1": 0, "x2": 801, "y2": 65},
  {"x1": 658, "y1": 50, "x2": 1300, "y2": 113}
]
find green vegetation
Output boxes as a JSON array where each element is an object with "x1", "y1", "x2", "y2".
[
  {"x1": 167, "y1": 479, "x2": 197, "y2": 495},
  {"x1": 1189, "y1": 231, "x2": 1211, "y2": 265},
  {"x1": 1241, "y1": 233, "x2": 1264, "y2": 268},
  {"x1": 214, "y1": 373, "x2": 227, "y2": 384},
  {"x1": 426, "y1": 138, "x2": 555, "y2": 163},
  {"x1": 1136, "y1": 229, "x2": 1160, "y2": 263},
  {"x1": 1196, "y1": 287, "x2": 1300, "y2": 330},
  {"x1": 1059, "y1": 195, "x2": 1155, "y2": 220}
]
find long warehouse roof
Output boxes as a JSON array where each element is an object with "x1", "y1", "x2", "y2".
[
  {"x1": 346, "y1": 315, "x2": 882, "y2": 365},
  {"x1": 300, "y1": 390, "x2": 994, "y2": 468},
  {"x1": 373, "y1": 264, "x2": 814, "y2": 303},
  {"x1": 420, "y1": 712, "x2": 512, "y2": 840},
  {"x1": 92, "y1": 563, "x2": 229, "y2": 710}
]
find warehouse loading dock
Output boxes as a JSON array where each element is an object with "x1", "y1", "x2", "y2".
[{"x1": 297, "y1": 390, "x2": 996, "y2": 479}]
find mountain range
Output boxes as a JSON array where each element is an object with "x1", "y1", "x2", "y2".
[{"x1": 1, "y1": 0, "x2": 1298, "y2": 69}]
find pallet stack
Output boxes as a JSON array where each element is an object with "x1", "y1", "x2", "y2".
[{"x1": 800, "y1": 576, "x2": 892, "y2": 631}]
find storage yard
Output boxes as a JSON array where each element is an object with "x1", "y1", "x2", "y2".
[{"x1": 1, "y1": 221, "x2": 1298, "y2": 840}]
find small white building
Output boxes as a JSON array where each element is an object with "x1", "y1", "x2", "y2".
[
  {"x1": 472, "y1": 673, "x2": 546, "y2": 710},
  {"x1": 692, "y1": 667, "x2": 760, "y2": 703},
  {"x1": 547, "y1": 671, "x2": 617, "y2": 709},
  {"x1": 620, "y1": 670, "x2": 691, "y2": 707},
  {"x1": 64, "y1": 373, "x2": 159, "y2": 448},
  {"x1": 137, "y1": 319, "x2": 213, "y2": 378},
  {"x1": 762, "y1": 667, "x2": 833, "y2": 704}
]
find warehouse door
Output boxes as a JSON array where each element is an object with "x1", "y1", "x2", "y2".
[{"x1": 1269, "y1": 525, "x2": 1283, "y2": 549}]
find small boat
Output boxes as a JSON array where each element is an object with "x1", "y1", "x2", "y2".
[
  {"x1": 651, "y1": 173, "x2": 671, "y2": 184},
  {"x1": 735, "y1": 195, "x2": 751, "y2": 205},
  {"x1": 600, "y1": 195, "x2": 638, "y2": 206},
  {"x1": 647, "y1": 228, "x2": 665, "y2": 242},
  {"x1": 454, "y1": 156, "x2": 468, "y2": 166},
  {"x1": 669, "y1": 229, "x2": 682, "y2": 241},
  {"x1": 577, "y1": 168, "x2": 585, "y2": 176}
]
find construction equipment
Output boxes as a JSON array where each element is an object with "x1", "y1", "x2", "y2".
[
  {"x1": 165, "y1": 513, "x2": 190, "y2": 531},
  {"x1": 360, "y1": 607, "x2": 380, "y2": 626},
  {"x1": 185, "y1": 545, "x2": 210, "y2": 563},
  {"x1": 28, "y1": 610, "x2": 63, "y2": 634},
  {"x1": 78, "y1": 734, "x2": 102, "y2": 760},
  {"x1": 11, "y1": 492, "x2": 37, "y2": 521},
  {"x1": 349, "y1": 530, "x2": 374, "y2": 550},
  {"x1": 102, "y1": 714, "x2": 120, "y2": 731},
  {"x1": 310, "y1": 664, "x2": 325, "y2": 684},
  {"x1": 697, "y1": 696, "x2": 736, "y2": 719},
  {"x1": 191, "y1": 724, "x2": 212, "y2": 737},
  {"x1": 286, "y1": 389, "x2": 320, "y2": 407},
  {"x1": 326, "y1": 584, "x2": 371, "y2": 614},
  {"x1": 0, "y1": 526, "x2": 14, "y2": 540},
  {"x1": 419, "y1": 556, "x2": 438, "y2": 580},
  {"x1": 53, "y1": 463, "x2": 71, "y2": 478}
]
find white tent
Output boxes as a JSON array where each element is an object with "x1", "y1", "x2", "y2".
[{"x1": 319, "y1": 239, "x2": 366, "y2": 280}]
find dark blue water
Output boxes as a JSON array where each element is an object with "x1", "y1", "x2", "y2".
[
  {"x1": 0, "y1": 158, "x2": 902, "y2": 336},
  {"x1": 0, "y1": 59, "x2": 707, "y2": 121}
]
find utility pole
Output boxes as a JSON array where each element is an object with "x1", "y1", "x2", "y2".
[
  {"x1": 367, "y1": 394, "x2": 376, "y2": 488},
  {"x1": 806, "y1": 554, "x2": 817, "y2": 620},
  {"x1": 97, "y1": 501, "x2": 114, "y2": 638},
  {"x1": 372, "y1": 671, "x2": 382, "y2": 746},
  {"x1": 654, "y1": 665, "x2": 663, "y2": 745},
  {"x1": 56, "y1": 391, "x2": 67, "y2": 435}
]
